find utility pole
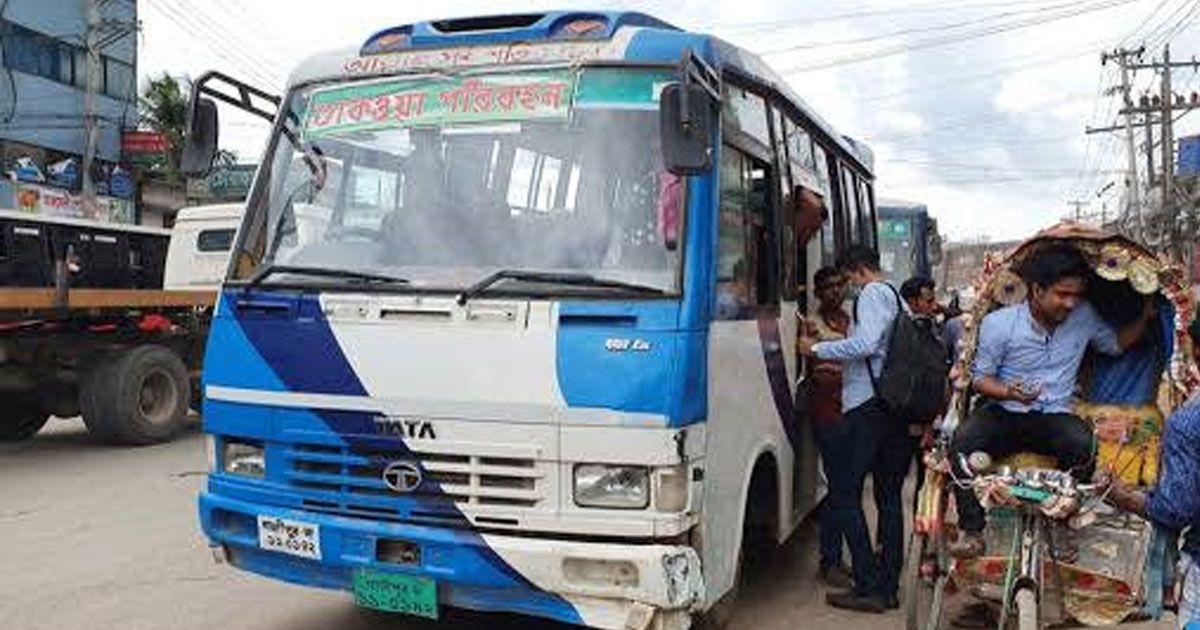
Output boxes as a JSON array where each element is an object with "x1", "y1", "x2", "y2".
[
  {"x1": 1142, "y1": 111, "x2": 1155, "y2": 188},
  {"x1": 1094, "y1": 47, "x2": 1145, "y2": 238},
  {"x1": 1067, "y1": 199, "x2": 1087, "y2": 222},
  {"x1": 81, "y1": 0, "x2": 100, "y2": 211},
  {"x1": 1162, "y1": 45, "x2": 1176, "y2": 253},
  {"x1": 1120, "y1": 48, "x2": 1200, "y2": 259}
]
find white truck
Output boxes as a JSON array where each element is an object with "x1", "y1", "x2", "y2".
[{"x1": 0, "y1": 208, "x2": 236, "y2": 443}]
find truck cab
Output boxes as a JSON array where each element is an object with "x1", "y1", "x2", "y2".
[{"x1": 164, "y1": 204, "x2": 243, "y2": 291}]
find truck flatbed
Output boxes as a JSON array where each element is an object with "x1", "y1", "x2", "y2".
[{"x1": 0, "y1": 288, "x2": 215, "y2": 315}]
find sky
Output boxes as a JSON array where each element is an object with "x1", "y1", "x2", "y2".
[{"x1": 136, "y1": 0, "x2": 1200, "y2": 241}]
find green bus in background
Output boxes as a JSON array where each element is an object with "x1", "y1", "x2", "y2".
[{"x1": 876, "y1": 200, "x2": 940, "y2": 285}]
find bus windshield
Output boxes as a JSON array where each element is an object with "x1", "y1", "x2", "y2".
[{"x1": 233, "y1": 67, "x2": 685, "y2": 296}]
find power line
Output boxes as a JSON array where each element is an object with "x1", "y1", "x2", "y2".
[
  {"x1": 709, "y1": 0, "x2": 1089, "y2": 33},
  {"x1": 779, "y1": 0, "x2": 1139, "y2": 74},
  {"x1": 1142, "y1": 0, "x2": 1200, "y2": 47},
  {"x1": 143, "y1": 0, "x2": 281, "y2": 89},
  {"x1": 157, "y1": 0, "x2": 288, "y2": 86},
  {"x1": 935, "y1": 172, "x2": 1122, "y2": 183},
  {"x1": 1120, "y1": 0, "x2": 1176, "y2": 44},
  {"x1": 872, "y1": 92, "x2": 1097, "y2": 144},
  {"x1": 1069, "y1": 66, "x2": 1120, "y2": 199},
  {"x1": 886, "y1": 157, "x2": 1126, "y2": 174},
  {"x1": 863, "y1": 44, "x2": 1100, "y2": 103},
  {"x1": 1154, "y1": 0, "x2": 1200, "y2": 45},
  {"x1": 884, "y1": 134, "x2": 1090, "y2": 157},
  {"x1": 141, "y1": 0, "x2": 274, "y2": 87},
  {"x1": 209, "y1": 0, "x2": 293, "y2": 61},
  {"x1": 756, "y1": 0, "x2": 1111, "y2": 56}
]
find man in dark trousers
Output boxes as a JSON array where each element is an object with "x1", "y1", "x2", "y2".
[
  {"x1": 804, "y1": 266, "x2": 853, "y2": 589},
  {"x1": 799, "y1": 246, "x2": 909, "y2": 613}
]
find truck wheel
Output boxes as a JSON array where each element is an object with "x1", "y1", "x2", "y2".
[
  {"x1": 0, "y1": 397, "x2": 49, "y2": 441},
  {"x1": 82, "y1": 345, "x2": 190, "y2": 445}
]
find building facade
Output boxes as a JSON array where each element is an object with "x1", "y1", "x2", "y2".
[
  {"x1": 936, "y1": 239, "x2": 1022, "y2": 298},
  {"x1": 0, "y1": 0, "x2": 138, "y2": 223}
]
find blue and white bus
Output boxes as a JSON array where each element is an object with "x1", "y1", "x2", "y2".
[{"x1": 188, "y1": 11, "x2": 876, "y2": 629}]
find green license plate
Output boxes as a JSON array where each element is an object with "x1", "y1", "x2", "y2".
[{"x1": 352, "y1": 569, "x2": 438, "y2": 619}]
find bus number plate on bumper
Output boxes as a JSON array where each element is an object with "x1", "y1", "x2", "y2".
[
  {"x1": 256, "y1": 516, "x2": 321, "y2": 560},
  {"x1": 353, "y1": 569, "x2": 439, "y2": 620}
]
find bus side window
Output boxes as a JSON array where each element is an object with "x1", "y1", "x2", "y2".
[
  {"x1": 814, "y1": 143, "x2": 835, "y2": 265},
  {"x1": 747, "y1": 162, "x2": 775, "y2": 307},
  {"x1": 841, "y1": 166, "x2": 859, "y2": 246},
  {"x1": 716, "y1": 146, "x2": 776, "y2": 320},
  {"x1": 774, "y1": 109, "x2": 797, "y2": 301},
  {"x1": 858, "y1": 178, "x2": 876, "y2": 248},
  {"x1": 717, "y1": 147, "x2": 752, "y2": 320}
]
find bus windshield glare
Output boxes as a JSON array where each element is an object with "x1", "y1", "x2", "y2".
[{"x1": 235, "y1": 67, "x2": 685, "y2": 296}]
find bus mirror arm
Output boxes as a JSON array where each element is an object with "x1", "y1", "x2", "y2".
[
  {"x1": 182, "y1": 71, "x2": 283, "y2": 178},
  {"x1": 660, "y1": 50, "x2": 720, "y2": 176}
]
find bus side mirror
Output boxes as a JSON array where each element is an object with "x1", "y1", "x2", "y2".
[
  {"x1": 181, "y1": 97, "x2": 219, "y2": 178},
  {"x1": 660, "y1": 83, "x2": 713, "y2": 175}
]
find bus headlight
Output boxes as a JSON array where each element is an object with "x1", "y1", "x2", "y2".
[
  {"x1": 574, "y1": 464, "x2": 649, "y2": 509},
  {"x1": 222, "y1": 440, "x2": 265, "y2": 478}
]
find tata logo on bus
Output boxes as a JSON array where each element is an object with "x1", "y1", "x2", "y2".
[
  {"x1": 373, "y1": 416, "x2": 437, "y2": 440},
  {"x1": 604, "y1": 338, "x2": 651, "y2": 352},
  {"x1": 382, "y1": 461, "x2": 423, "y2": 494}
]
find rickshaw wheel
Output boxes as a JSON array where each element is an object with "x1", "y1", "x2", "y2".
[
  {"x1": 905, "y1": 531, "x2": 950, "y2": 630},
  {"x1": 1014, "y1": 587, "x2": 1038, "y2": 630}
]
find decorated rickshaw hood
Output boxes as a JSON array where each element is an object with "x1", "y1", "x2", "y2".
[{"x1": 956, "y1": 221, "x2": 1200, "y2": 410}]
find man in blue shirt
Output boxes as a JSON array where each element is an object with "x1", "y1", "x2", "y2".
[
  {"x1": 1100, "y1": 316, "x2": 1200, "y2": 628},
  {"x1": 951, "y1": 243, "x2": 1154, "y2": 557},
  {"x1": 799, "y1": 246, "x2": 912, "y2": 613}
]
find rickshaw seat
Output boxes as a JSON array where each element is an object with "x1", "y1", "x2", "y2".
[
  {"x1": 1075, "y1": 401, "x2": 1164, "y2": 486},
  {"x1": 996, "y1": 452, "x2": 1059, "y2": 470},
  {"x1": 992, "y1": 400, "x2": 1164, "y2": 481}
]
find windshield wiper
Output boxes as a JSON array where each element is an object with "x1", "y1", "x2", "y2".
[
  {"x1": 457, "y1": 270, "x2": 666, "y2": 305},
  {"x1": 246, "y1": 264, "x2": 410, "y2": 289}
]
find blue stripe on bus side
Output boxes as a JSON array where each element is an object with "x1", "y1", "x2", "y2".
[
  {"x1": 208, "y1": 290, "x2": 583, "y2": 625},
  {"x1": 756, "y1": 314, "x2": 799, "y2": 448}
]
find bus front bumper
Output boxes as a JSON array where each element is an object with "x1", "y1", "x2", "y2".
[{"x1": 199, "y1": 492, "x2": 704, "y2": 629}]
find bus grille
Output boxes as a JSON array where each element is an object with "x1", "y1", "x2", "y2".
[{"x1": 280, "y1": 443, "x2": 544, "y2": 515}]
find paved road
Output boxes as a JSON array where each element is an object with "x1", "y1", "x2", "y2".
[{"x1": 0, "y1": 418, "x2": 1175, "y2": 630}]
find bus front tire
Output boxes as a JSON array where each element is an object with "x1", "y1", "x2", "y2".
[
  {"x1": 694, "y1": 550, "x2": 740, "y2": 630},
  {"x1": 696, "y1": 459, "x2": 777, "y2": 629}
]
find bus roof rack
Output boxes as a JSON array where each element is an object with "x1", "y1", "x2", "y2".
[
  {"x1": 431, "y1": 14, "x2": 544, "y2": 33},
  {"x1": 360, "y1": 11, "x2": 680, "y2": 55}
]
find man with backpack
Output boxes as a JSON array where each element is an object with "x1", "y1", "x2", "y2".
[{"x1": 799, "y1": 246, "x2": 948, "y2": 613}]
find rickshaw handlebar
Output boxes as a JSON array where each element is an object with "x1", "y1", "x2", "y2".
[{"x1": 955, "y1": 452, "x2": 1101, "y2": 501}]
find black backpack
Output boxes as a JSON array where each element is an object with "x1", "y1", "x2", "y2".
[{"x1": 855, "y1": 284, "x2": 950, "y2": 425}]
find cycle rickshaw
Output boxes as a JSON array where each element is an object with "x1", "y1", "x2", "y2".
[{"x1": 906, "y1": 223, "x2": 1200, "y2": 629}]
